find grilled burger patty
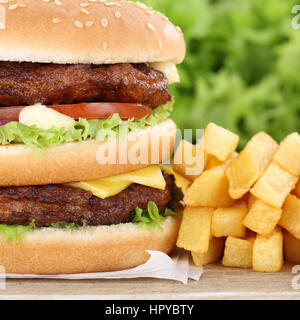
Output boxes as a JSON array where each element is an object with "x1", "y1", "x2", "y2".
[
  {"x1": 0, "y1": 62, "x2": 171, "y2": 108},
  {"x1": 0, "y1": 172, "x2": 175, "y2": 227}
]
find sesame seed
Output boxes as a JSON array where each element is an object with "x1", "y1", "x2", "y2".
[
  {"x1": 81, "y1": 8, "x2": 90, "y2": 14},
  {"x1": 52, "y1": 18, "x2": 61, "y2": 23},
  {"x1": 0, "y1": 0, "x2": 8, "y2": 4},
  {"x1": 80, "y1": 3, "x2": 90, "y2": 7},
  {"x1": 147, "y1": 23, "x2": 154, "y2": 31},
  {"x1": 157, "y1": 39, "x2": 162, "y2": 50},
  {"x1": 18, "y1": 3, "x2": 26, "y2": 7},
  {"x1": 102, "y1": 42, "x2": 108, "y2": 51},
  {"x1": 85, "y1": 20, "x2": 94, "y2": 27},
  {"x1": 0, "y1": 5, "x2": 5, "y2": 30},
  {"x1": 99, "y1": 0, "x2": 106, "y2": 2},
  {"x1": 54, "y1": 0, "x2": 62, "y2": 6},
  {"x1": 74, "y1": 20, "x2": 84, "y2": 28},
  {"x1": 114, "y1": 11, "x2": 121, "y2": 19},
  {"x1": 101, "y1": 17, "x2": 108, "y2": 28},
  {"x1": 8, "y1": 4, "x2": 17, "y2": 10},
  {"x1": 42, "y1": 0, "x2": 50, "y2": 2},
  {"x1": 135, "y1": 2, "x2": 147, "y2": 9},
  {"x1": 176, "y1": 26, "x2": 182, "y2": 33},
  {"x1": 104, "y1": 2, "x2": 114, "y2": 6},
  {"x1": 146, "y1": 10, "x2": 155, "y2": 15},
  {"x1": 89, "y1": 0, "x2": 97, "y2": 2}
]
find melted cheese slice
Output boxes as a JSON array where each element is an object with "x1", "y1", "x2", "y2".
[
  {"x1": 149, "y1": 62, "x2": 180, "y2": 84},
  {"x1": 161, "y1": 165, "x2": 191, "y2": 194},
  {"x1": 68, "y1": 166, "x2": 166, "y2": 199}
]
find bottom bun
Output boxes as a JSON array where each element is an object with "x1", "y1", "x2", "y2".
[{"x1": 0, "y1": 217, "x2": 180, "y2": 275}]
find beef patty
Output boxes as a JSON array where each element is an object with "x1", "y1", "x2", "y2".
[
  {"x1": 0, "y1": 62, "x2": 171, "y2": 108},
  {"x1": 0, "y1": 172, "x2": 175, "y2": 227}
]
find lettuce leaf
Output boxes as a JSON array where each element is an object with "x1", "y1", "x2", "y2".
[
  {"x1": 133, "y1": 201, "x2": 181, "y2": 233},
  {"x1": 0, "y1": 220, "x2": 89, "y2": 244},
  {"x1": 0, "y1": 220, "x2": 36, "y2": 244},
  {"x1": 50, "y1": 221, "x2": 88, "y2": 230},
  {"x1": 0, "y1": 102, "x2": 172, "y2": 154}
]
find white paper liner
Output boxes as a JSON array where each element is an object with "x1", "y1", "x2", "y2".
[{"x1": 5, "y1": 250, "x2": 203, "y2": 284}]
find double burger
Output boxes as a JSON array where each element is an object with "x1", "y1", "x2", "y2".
[{"x1": 0, "y1": 0, "x2": 185, "y2": 274}]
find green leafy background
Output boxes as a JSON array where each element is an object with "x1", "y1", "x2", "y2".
[{"x1": 134, "y1": 0, "x2": 300, "y2": 147}]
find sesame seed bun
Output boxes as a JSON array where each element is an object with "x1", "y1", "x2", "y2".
[
  {"x1": 0, "y1": 216, "x2": 180, "y2": 274},
  {"x1": 0, "y1": 0, "x2": 185, "y2": 65}
]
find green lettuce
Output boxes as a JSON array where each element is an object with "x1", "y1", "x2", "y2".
[
  {"x1": 0, "y1": 220, "x2": 36, "y2": 244},
  {"x1": 133, "y1": 201, "x2": 181, "y2": 233},
  {"x1": 0, "y1": 220, "x2": 89, "y2": 244},
  {"x1": 0, "y1": 102, "x2": 172, "y2": 154},
  {"x1": 50, "y1": 221, "x2": 88, "y2": 230}
]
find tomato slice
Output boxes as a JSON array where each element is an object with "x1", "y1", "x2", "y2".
[{"x1": 0, "y1": 103, "x2": 152, "y2": 121}]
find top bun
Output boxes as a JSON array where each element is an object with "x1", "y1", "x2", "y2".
[{"x1": 0, "y1": 0, "x2": 185, "y2": 65}]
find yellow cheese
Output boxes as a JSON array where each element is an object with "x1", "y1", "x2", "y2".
[
  {"x1": 68, "y1": 166, "x2": 166, "y2": 199},
  {"x1": 161, "y1": 165, "x2": 191, "y2": 194},
  {"x1": 149, "y1": 62, "x2": 180, "y2": 84}
]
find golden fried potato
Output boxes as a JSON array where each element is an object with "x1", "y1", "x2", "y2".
[
  {"x1": 222, "y1": 235, "x2": 255, "y2": 269},
  {"x1": 250, "y1": 161, "x2": 298, "y2": 208},
  {"x1": 293, "y1": 179, "x2": 300, "y2": 198},
  {"x1": 243, "y1": 199, "x2": 282, "y2": 236},
  {"x1": 205, "y1": 154, "x2": 223, "y2": 170},
  {"x1": 192, "y1": 237, "x2": 225, "y2": 267},
  {"x1": 273, "y1": 132, "x2": 300, "y2": 176},
  {"x1": 204, "y1": 122, "x2": 239, "y2": 162},
  {"x1": 226, "y1": 132, "x2": 278, "y2": 199},
  {"x1": 212, "y1": 201, "x2": 247, "y2": 238},
  {"x1": 247, "y1": 193, "x2": 256, "y2": 210},
  {"x1": 184, "y1": 158, "x2": 236, "y2": 208},
  {"x1": 252, "y1": 227, "x2": 283, "y2": 273},
  {"x1": 283, "y1": 230, "x2": 300, "y2": 264},
  {"x1": 279, "y1": 194, "x2": 300, "y2": 239},
  {"x1": 176, "y1": 207, "x2": 213, "y2": 253},
  {"x1": 172, "y1": 140, "x2": 206, "y2": 181}
]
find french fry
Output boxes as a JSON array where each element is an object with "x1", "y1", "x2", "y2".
[
  {"x1": 203, "y1": 122, "x2": 239, "y2": 162},
  {"x1": 243, "y1": 199, "x2": 282, "y2": 236},
  {"x1": 172, "y1": 140, "x2": 206, "y2": 181},
  {"x1": 192, "y1": 237, "x2": 225, "y2": 267},
  {"x1": 205, "y1": 154, "x2": 223, "y2": 170},
  {"x1": 283, "y1": 230, "x2": 300, "y2": 264},
  {"x1": 226, "y1": 132, "x2": 278, "y2": 199},
  {"x1": 212, "y1": 201, "x2": 247, "y2": 238},
  {"x1": 184, "y1": 158, "x2": 236, "y2": 208},
  {"x1": 222, "y1": 235, "x2": 255, "y2": 269},
  {"x1": 247, "y1": 193, "x2": 256, "y2": 211},
  {"x1": 273, "y1": 132, "x2": 300, "y2": 176},
  {"x1": 279, "y1": 194, "x2": 300, "y2": 239},
  {"x1": 250, "y1": 161, "x2": 298, "y2": 208},
  {"x1": 176, "y1": 207, "x2": 213, "y2": 253},
  {"x1": 252, "y1": 227, "x2": 283, "y2": 273},
  {"x1": 293, "y1": 179, "x2": 300, "y2": 198}
]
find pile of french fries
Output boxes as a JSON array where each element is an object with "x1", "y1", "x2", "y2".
[{"x1": 173, "y1": 122, "x2": 300, "y2": 272}]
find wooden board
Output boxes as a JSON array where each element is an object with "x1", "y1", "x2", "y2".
[{"x1": 1, "y1": 263, "x2": 300, "y2": 300}]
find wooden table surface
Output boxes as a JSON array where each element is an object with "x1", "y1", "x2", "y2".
[{"x1": 0, "y1": 263, "x2": 300, "y2": 300}]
